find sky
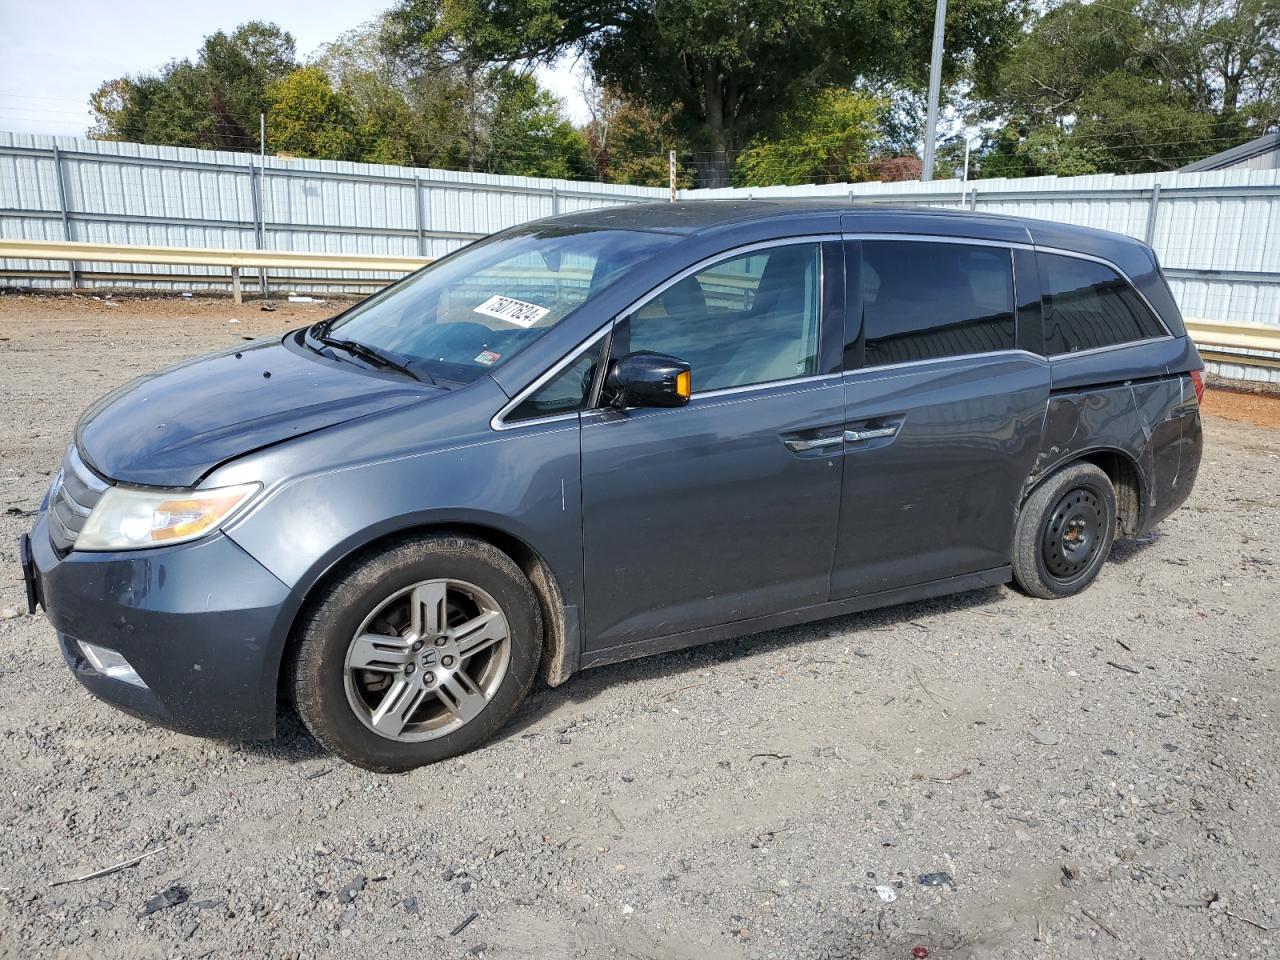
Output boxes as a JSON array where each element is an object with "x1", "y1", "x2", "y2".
[{"x1": 0, "y1": 0, "x2": 590, "y2": 139}]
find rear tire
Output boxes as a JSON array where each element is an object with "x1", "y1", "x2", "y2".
[
  {"x1": 1012, "y1": 463, "x2": 1117, "y2": 599},
  {"x1": 290, "y1": 534, "x2": 541, "y2": 772}
]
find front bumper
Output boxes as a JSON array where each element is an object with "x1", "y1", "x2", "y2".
[{"x1": 27, "y1": 514, "x2": 297, "y2": 739}]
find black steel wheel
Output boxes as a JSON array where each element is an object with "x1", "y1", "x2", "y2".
[
  {"x1": 1012, "y1": 462, "x2": 1118, "y2": 599},
  {"x1": 1041, "y1": 487, "x2": 1105, "y2": 581}
]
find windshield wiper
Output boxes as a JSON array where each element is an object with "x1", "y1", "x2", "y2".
[{"x1": 317, "y1": 335, "x2": 432, "y2": 383}]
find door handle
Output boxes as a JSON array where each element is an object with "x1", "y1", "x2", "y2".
[
  {"x1": 784, "y1": 435, "x2": 844, "y2": 452},
  {"x1": 844, "y1": 425, "x2": 898, "y2": 443}
]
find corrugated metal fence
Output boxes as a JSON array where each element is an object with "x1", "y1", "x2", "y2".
[
  {"x1": 687, "y1": 174, "x2": 1280, "y2": 383},
  {"x1": 3, "y1": 132, "x2": 1279, "y2": 380},
  {"x1": 689, "y1": 173, "x2": 1280, "y2": 337},
  {"x1": 0, "y1": 132, "x2": 664, "y2": 292}
]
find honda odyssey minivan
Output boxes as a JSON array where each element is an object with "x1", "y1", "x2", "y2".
[{"x1": 21, "y1": 201, "x2": 1204, "y2": 771}]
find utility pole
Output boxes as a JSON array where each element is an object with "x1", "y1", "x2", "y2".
[
  {"x1": 258, "y1": 111, "x2": 268, "y2": 299},
  {"x1": 669, "y1": 150, "x2": 677, "y2": 202},
  {"x1": 921, "y1": 0, "x2": 947, "y2": 182}
]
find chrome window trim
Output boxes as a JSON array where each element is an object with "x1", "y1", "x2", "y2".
[
  {"x1": 490, "y1": 325, "x2": 612, "y2": 431},
  {"x1": 578, "y1": 373, "x2": 844, "y2": 421},
  {"x1": 848, "y1": 234, "x2": 1019, "y2": 369},
  {"x1": 678, "y1": 372, "x2": 842, "y2": 401},
  {"x1": 844, "y1": 233, "x2": 1173, "y2": 352},
  {"x1": 842, "y1": 232, "x2": 1034, "y2": 252},
  {"x1": 840, "y1": 348, "x2": 1046, "y2": 378},
  {"x1": 493, "y1": 231, "x2": 1174, "y2": 431},
  {"x1": 1045, "y1": 335, "x2": 1175, "y2": 361},
  {"x1": 491, "y1": 234, "x2": 840, "y2": 430},
  {"x1": 1028, "y1": 244, "x2": 1173, "y2": 341}
]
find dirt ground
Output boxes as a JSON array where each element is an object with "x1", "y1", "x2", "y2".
[
  {"x1": 0, "y1": 292, "x2": 1278, "y2": 960},
  {"x1": 1201, "y1": 382, "x2": 1280, "y2": 430}
]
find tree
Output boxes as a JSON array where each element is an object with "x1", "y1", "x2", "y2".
[
  {"x1": 581, "y1": 85, "x2": 687, "y2": 185},
  {"x1": 399, "y1": 0, "x2": 1027, "y2": 186},
  {"x1": 978, "y1": 124, "x2": 1106, "y2": 178},
  {"x1": 90, "y1": 69, "x2": 208, "y2": 146},
  {"x1": 316, "y1": 16, "x2": 473, "y2": 168},
  {"x1": 89, "y1": 22, "x2": 298, "y2": 152},
  {"x1": 201, "y1": 22, "x2": 298, "y2": 147},
  {"x1": 373, "y1": 3, "x2": 598, "y2": 174},
  {"x1": 736, "y1": 89, "x2": 884, "y2": 186},
  {"x1": 483, "y1": 72, "x2": 594, "y2": 177},
  {"x1": 989, "y1": 0, "x2": 1280, "y2": 175},
  {"x1": 265, "y1": 67, "x2": 363, "y2": 160}
]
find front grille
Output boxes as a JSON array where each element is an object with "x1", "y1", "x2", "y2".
[{"x1": 47, "y1": 446, "x2": 109, "y2": 554}]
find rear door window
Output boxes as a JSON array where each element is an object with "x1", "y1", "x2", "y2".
[
  {"x1": 1039, "y1": 253, "x2": 1166, "y2": 355},
  {"x1": 858, "y1": 241, "x2": 1016, "y2": 367}
]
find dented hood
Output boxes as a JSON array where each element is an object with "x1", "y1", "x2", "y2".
[{"x1": 76, "y1": 333, "x2": 439, "y2": 487}]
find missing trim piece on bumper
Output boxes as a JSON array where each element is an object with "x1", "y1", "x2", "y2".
[{"x1": 19, "y1": 533, "x2": 43, "y2": 614}]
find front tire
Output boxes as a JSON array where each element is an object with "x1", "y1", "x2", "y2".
[
  {"x1": 290, "y1": 534, "x2": 542, "y2": 772},
  {"x1": 1012, "y1": 463, "x2": 1117, "y2": 600}
]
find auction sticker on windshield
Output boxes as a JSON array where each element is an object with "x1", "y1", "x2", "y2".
[{"x1": 474, "y1": 295, "x2": 550, "y2": 328}]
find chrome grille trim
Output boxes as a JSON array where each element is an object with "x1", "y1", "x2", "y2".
[
  {"x1": 47, "y1": 502, "x2": 76, "y2": 541},
  {"x1": 47, "y1": 446, "x2": 109, "y2": 554},
  {"x1": 57, "y1": 482, "x2": 94, "y2": 516}
]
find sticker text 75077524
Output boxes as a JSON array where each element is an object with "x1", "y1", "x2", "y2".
[{"x1": 473, "y1": 295, "x2": 550, "y2": 328}]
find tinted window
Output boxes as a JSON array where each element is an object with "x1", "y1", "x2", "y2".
[
  {"x1": 621, "y1": 243, "x2": 821, "y2": 393},
  {"x1": 321, "y1": 226, "x2": 677, "y2": 384},
  {"x1": 507, "y1": 343, "x2": 602, "y2": 421},
  {"x1": 860, "y1": 241, "x2": 1015, "y2": 367},
  {"x1": 1040, "y1": 253, "x2": 1166, "y2": 354}
]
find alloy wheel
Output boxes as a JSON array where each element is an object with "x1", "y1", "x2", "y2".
[{"x1": 343, "y1": 579, "x2": 511, "y2": 741}]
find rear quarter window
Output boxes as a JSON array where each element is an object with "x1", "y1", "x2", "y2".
[{"x1": 1039, "y1": 252, "x2": 1167, "y2": 355}]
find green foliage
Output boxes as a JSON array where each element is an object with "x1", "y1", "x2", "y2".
[
  {"x1": 87, "y1": 14, "x2": 591, "y2": 178},
  {"x1": 979, "y1": 123, "x2": 1105, "y2": 178},
  {"x1": 483, "y1": 72, "x2": 594, "y2": 177},
  {"x1": 265, "y1": 68, "x2": 363, "y2": 161},
  {"x1": 90, "y1": 21, "x2": 296, "y2": 151},
  {"x1": 584, "y1": 91, "x2": 689, "y2": 187},
  {"x1": 735, "y1": 89, "x2": 883, "y2": 186},
  {"x1": 985, "y1": 0, "x2": 1280, "y2": 175},
  {"x1": 83, "y1": 0, "x2": 1280, "y2": 187},
  {"x1": 319, "y1": 9, "x2": 594, "y2": 176},
  {"x1": 422, "y1": 0, "x2": 1027, "y2": 185}
]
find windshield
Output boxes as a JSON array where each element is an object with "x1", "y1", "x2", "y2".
[{"x1": 316, "y1": 225, "x2": 679, "y2": 384}]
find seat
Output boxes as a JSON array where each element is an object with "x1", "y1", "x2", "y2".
[{"x1": 712, "y1": 248, "x2": 818, "y2": 387}]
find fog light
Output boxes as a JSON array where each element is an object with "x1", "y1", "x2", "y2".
[{"x1": 78, "y1": 641, "x2": 147, "y2": 688}]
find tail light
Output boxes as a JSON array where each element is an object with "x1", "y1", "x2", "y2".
[{"x1": 1189, "y1": 369, "x2": 1205, "y2": 404}]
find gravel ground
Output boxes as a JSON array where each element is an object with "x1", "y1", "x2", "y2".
[{"x1": 1, "y1": 292, "x2": 1278, "y2": 960}]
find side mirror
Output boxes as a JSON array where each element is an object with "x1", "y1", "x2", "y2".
[{"x1": 605, "y1": 351, "x2": 692, "y2": 408}]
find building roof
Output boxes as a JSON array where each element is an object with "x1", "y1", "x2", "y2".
[{"x1": 1179, "y1": 133, "x2": 1280, "y2": 172}]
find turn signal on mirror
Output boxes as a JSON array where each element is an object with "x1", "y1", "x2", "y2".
[{"x1": 675, "y1": 369, "x2": 691, "y2": 400}]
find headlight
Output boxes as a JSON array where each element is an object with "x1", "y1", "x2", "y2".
[{"x1": 75, "y1": 483, "x2": 261, "y2": 551}]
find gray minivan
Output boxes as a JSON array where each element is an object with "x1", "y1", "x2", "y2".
[{"x1": 21, "y1": 202, "x2": 1204, "y2": 771}]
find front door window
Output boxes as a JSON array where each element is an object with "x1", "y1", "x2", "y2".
[{"x1": 617, "y1": 243, "x2": 822, "y2": 393}]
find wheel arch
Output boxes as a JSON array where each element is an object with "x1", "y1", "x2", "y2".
[
  {"x1": 275, "y1": 519, "x2": 579, "y2": 709},
  {"x1": 1022, "y1": 446, "x2": 1146, "y2": 537}
]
